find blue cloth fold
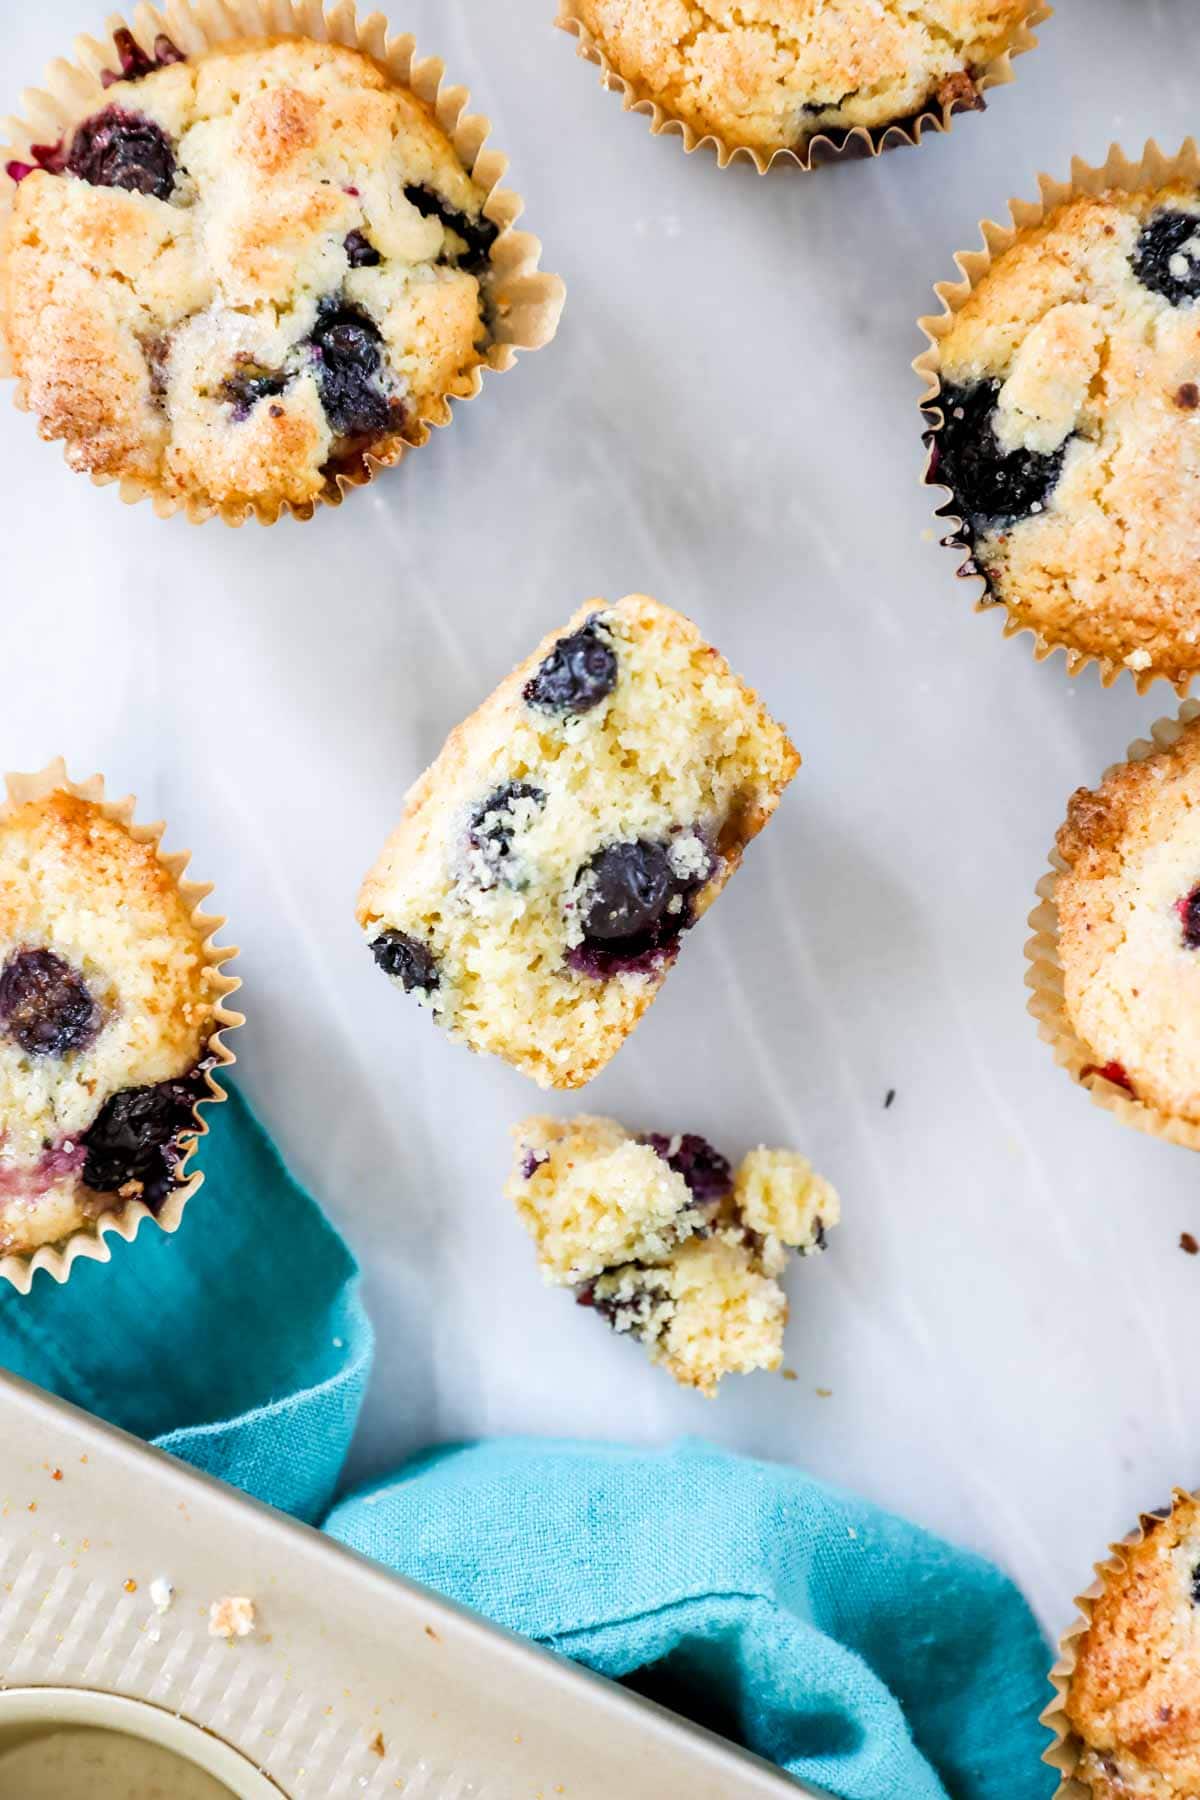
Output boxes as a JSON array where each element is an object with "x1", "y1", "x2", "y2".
[{"x1": 0, "y1": 1089, "x2": 1053, "y2": 1799}]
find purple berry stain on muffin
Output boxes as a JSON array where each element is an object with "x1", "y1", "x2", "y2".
[
  {"x1": 929, "y1": 380, "x2": 1068, "y2": 538},
  {"x1": 5, "y1": 140, "x2": 67, "y2": 185},
  {"x1": 643, "y1": 1132, "x2": 732, "y2": 1203},
  {"x1": 81, "y1": 1063, "x2": 211, "y2": 1209},
  {"x1": 568, "y1": 837, "x2": 710, "y2": 978},
  {"x1": 403, "y1": 184, "x2": 498, "y2": 274},
  {"x1": 1132, "y1": 211, "x2": 1200, "y2": 307},
  {"x1": 520, "y1": 1147, "x2": 549, "y2": 1180},
  {"x1": 468, "y1": 782, "x2": 545, "y2": 869},
  {"x1": 1177, "y1": 886, "x2": 1200, "y2": 947},
  {"x1": 370, "y1": 929, "x2": 439, "y2": 994},
  {"x1": 344, "y1": 229, "x2": 382, "y2": 269},
  {"x1": 0, "y1": 949, "x2": 100, "y2": 1058},
  {"x1": 101, "y1": 27, "x2": 185, "y2": 88},
  {"x1": 67, "y1": 107, "x2": 177, "y2": 200},
  {"x1": 309, "y1": 300, "x2": 400, "y2": 439},
  {"x1": 525, "y1": 621, "x2": 618, "y2": 716}
]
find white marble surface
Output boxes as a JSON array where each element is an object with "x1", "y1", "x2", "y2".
[{"x1": 4, "y1": 0, "x2": 1199, "y2": 1645}]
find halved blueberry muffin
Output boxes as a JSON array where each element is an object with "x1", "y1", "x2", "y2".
[
  {"x1": 356, "y1": 594, "x2": 800, "y2": 1088},
  {"x1": 1060, "y1": 1492, "x2": 1200, "y2": 1797},
  {"x1": 561, "y1": 0, "x2": 1037, "y2": 162},
  {"x1": 506, "y1": 1114, "x2": 838, "y2": 1395},
  {"x1": 925, "y1": 180, "x2": 1200, "y2": 688},
  {"x1": 0, "y1": 784, "x2": 233, "y2": 1258},
  {"x1": 1051, "y1": 713, "x2": 1200, "y2": 1131},
  {"x1": 1, "y1": 34, "x2": 543, "y2": 516}
]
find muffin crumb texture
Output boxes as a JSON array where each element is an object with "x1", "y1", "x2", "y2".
[
  {"x1": 1065, "y1": 1493, "x2": 1200, "y2": 1798},
  {"x1": 357, "y1": 594, "x2": 799, "y2": 1089},
  {"x1": 2, "y1": 37, "x2": 502, "y2": 514},
  {"x1": 506, "y1": 1113, "x2": 838, "y2": 1394},
  {"x1": 931, "y1": 182, "x2": 1200, "y2": 686},
  {"x1": 0, "y1": 791, "x2": 218, "y2": 1256},
  {"x1": 567, "y1": 0, "x2": 1031, "y2": 155},
  {"x1": 1055, "y1": 716, "x2": 1200, "y2": 1128}
]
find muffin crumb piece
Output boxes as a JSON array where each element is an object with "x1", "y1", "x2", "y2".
[{"x1": 209, "y1": 1594, "x2": 255, "y2": 1639}]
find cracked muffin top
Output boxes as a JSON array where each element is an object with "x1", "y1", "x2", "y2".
[
  {"x1": 1055, "y1": 716, "x2": 1200, "y2": 1126},
  {"x1": 564, "y1": 0, "x2": 1032, "y2": 156},
  {"x1": 0, "y1": 791, "x2": 221, "y2": 1256},
  {"x1": 1065, "y1": 1494, "x2": 1200, "y2": 1798},
  {"x1": 1, "y1": 35, "x2": 502, "y2": 515},
  {"x1": 929, "y1": 184, "x2": 1200, "y2": 688}
]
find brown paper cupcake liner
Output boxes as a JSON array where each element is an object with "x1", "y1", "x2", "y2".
[
  {"x1": 917, "y1": 139, "x2": 1200, "y2": 695},
  {"x1": 0, "y1": 758, "x2": 242, "y2": 1293},
  {"x1": 1042, "y1": 1487, "x2": 1200, "y2": 1796},
  {"x1": 0, "y1": 1, "x2": 566, "y2": 525},
  {"x1": 1024, "y1": 699, "x2": 1200, "y2": 1151},
  {"x1": 555, "y1": 1, "x2": 1049, "y2": 174}
]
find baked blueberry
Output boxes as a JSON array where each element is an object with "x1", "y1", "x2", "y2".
[
  {"x1": 643, "y1": 1132, "x2": 733, "y2": 1203},
  {"x1": 579, "y1": 840, "x2": 675, "y2": 943},
  {"x1": 82, "y1": 1064, "x2": 211, "y2": 1209},
  {"x1": 102, "y1": 28, "x2": 185, "y2": 87},
  {"x1": 0, "y1": 949, "x2": 99, "y2": 1058},
  {"x1": 67, "y1": 106, "x2": 176, "y2": 200},
  {"x1": 310, "y1": 300, "x2": 395, "y2": 438},
  {"x1": 403, "y1": 183, "x2": 498, "y2": 273},
  {"x1": 524, "y1": 621, "x2": 618, "y2": 716},
  {"x1": 468, "y1": 782, "x2": 545, "y2": 864},
  {"x1": 370, "y1": 929, "x2": 439, "y2": 993},
  {"x1": 344, "y1": 229, "x2": 381, "y2": 269},
  {"x1": 1179, "y1": 885, "x2": 1200, "y2": 949},
  {"x1": 932, "y1": 380, "x2": 1067, "y2": 532},
  {"x1": 222, "y1": 364, "x2": 290, "y2": 420},
  {"x1": 1132, "y1": 209, "x2": 1200, "y2": 307}
]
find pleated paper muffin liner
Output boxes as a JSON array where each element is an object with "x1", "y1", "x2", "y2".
[
  {"x1": 0, "y1": 1, "x2": 566, "y2": 525},
  {"x1": 1042, "y1": 1487, "x2": 1200, "y2": 1796},
  {"x1": 1024, "y1": 700, "x2": 1200, "y2": 1151},
  {"x1": 555, "y1": 0, "x2": 1049, "y2": 174},
  {"x1": 0, "y1": 759, "x2": 242, "y2": 1293},
  {"x1": 917, "y1": 139, "x2": 1200, "y2": 695}
]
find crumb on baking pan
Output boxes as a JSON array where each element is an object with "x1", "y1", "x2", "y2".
[
  {"x1": 150, "y1": 1576, "x2": 174, "y2": 1613},
  {"x1": 209, "y1": 1594, "x2": 256, "y2": 1638},
  {"x1": 1182, "y1": 1232, "x2": 1198, "y2": 1255}
]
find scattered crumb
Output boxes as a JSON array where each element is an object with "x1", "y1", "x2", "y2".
[
  {"x1": 1182, "y1": 1232, "x2": 1199, "y2": 1255},
  {"x1": 815, "y1": 1387, "x2": 833, "y2": 1398},
  {"x1": 884, "y1": 1088, "x2": 896, "y2": 1109},
  {"x1": 51, "y1": 1469, "x2": 62, "y2": 1482},
  {"x1": 424, "y1": 1625, "x2": 440, "y2": 1642},
  {"x1": 148, "y1": 1627, "x2": 161, "y2": 1644},
  {"x1": 149, "y1": 1577, "x2": 175, "y2": 1614},
  {"x1": 333, "y1": 1337, "x2": 345, "y2": 1349},
  {"x1": 123, "y1": 1578, "x2": 138, "y2": 1594},
  {"x1": 209, "y1": 1595, "x2": 256, "y2": 1639},
  {"x1": 781, "y1": 1368, "x2": 798, "y2": 1382},
  {"x1": 27, "y1": 1502, "x2": 36, "y2": 1513},
  {"x1": 848, "y1": 1527, "x2": 858, "y2": 1539},
  {"x1": 369, "y1": 1732, "x2": 386, "y2": 1758}
]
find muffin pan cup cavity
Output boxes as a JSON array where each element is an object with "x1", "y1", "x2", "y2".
[
  {"x1": 1040, "y1": 1486, "x2": 1200, "y2": 1797},
  {"x1": 0, "y1": 0, "x2": 566, "y2": 525},
  {"x1": 0, "y1": 758, "x2": 242, "y2": 1293},
  {"x1": 917, "y1": 138, "x2": 1200, "y2": 696},
  {"x1": 1024, "y1": 700, "x2": 1200, "y2": 1152},
  {"x1": 555, "y1": 0, "x2": 1050, "y2": 174}
]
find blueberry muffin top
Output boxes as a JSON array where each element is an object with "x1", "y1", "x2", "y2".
[
  {"x1": 929, "y1": 184, "x2": 1200, "y2": 687},
  {"x1": 507, "y1": 1114, "x2": 837, "y2": 1393},
  {"x1": 1065, "y1": 1494, "x2": 1200, "y2": 1798},
  {"x1": 2, "y1": 36, "x2": 501, "y2": 514},
  {"x1": 1055, "y1": 717, "x2": 1200, "y2": 1125},
  {"x1": 564, "y1": 0, "x2": 1031, "y2": 157},
  {"x1": 0, "y1": 791, "x2": 220, "y2": 1255},
  {"x1": 357, "y1": 594, "x2": 799, "y2": 1089}
]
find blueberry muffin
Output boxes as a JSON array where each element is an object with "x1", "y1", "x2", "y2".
[
  {"x1": 1062, "y1": 1493, "x2": 1200, "y2": 1797},
  {"x1": 357, "y1": 594, "x2": 799, "y2": 1089},
  {"x1": 560, "y1": 0, "x2": 1034, "y2": 161},
  {"x1": 0, "y1": 788, "x2": 229, "y2": 1256},
  {"x1": 926, "y1": 182, "x2": 1200, "y2": 688},
  {"x1": 1, "y1": 34, "x2": 533, "y2": 516},
  {"x1": 1052, "y1": 714, "x2": 1200, "y2": 1129},
  {"x1": 506, "y1": 1115, "x2": 838, "y2": 1394}
]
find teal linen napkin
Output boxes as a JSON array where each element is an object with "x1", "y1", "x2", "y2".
[{"x1": 0, "y1": 1089, "x2": 1054, "y2": 1799}]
